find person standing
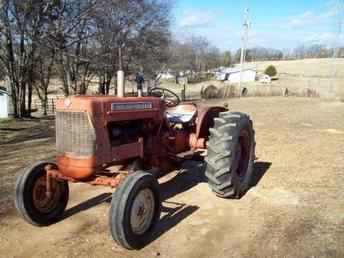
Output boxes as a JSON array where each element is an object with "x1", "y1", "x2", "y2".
[{"x1": 135, "y1": 72, "x2": 145, "y2": 97}]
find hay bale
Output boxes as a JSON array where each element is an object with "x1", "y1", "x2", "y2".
[
  {"x1": 302, "y1": 88, "x2": 319, "y2": 98},
  {"x1": 218, "y1": 85, "x2": 237, "y2": 98},
  {"x1": 201, "y1": 85, "x2": 219, "y2": 99}
]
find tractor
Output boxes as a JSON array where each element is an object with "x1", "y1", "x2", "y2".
[{"x1": 15, "y1": 86, "x2": 255, "y2": 250}]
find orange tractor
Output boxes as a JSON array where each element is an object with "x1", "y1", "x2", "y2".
[{"x1": 15, "y1": 87, "x2": 255, "y2": 249}]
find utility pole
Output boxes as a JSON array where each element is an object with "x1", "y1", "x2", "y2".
[
  {"x1": 328, "y1": 0, "x2": 343, "y2": 97},
  {"x1": 330, "y1": 6, "x2": 343, "y2": 96},
  {"x1": 239, "y1": 8, "x2": 250, "y2": 94}
]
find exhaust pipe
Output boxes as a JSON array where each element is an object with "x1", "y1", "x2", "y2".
[{"x1": 117, "y1": 70, "x2": 125, "y2": 97}]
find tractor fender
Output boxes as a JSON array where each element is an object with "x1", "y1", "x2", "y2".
[{"x1": 195, "y1": 105, "x2": 227, "y2": 139}]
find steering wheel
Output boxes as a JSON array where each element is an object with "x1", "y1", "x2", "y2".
[{"x1": 149, "y1": 87, "x2": 181, "y2": 107}]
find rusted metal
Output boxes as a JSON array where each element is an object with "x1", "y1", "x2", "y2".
[
  {"x1": 46, "y1": 172, "x2": 52, "y2": 199},
  {"x1": 46, "y1": 168, "x2": 127, "y2": 188},
  {"x1": 47, "y1": 169, "x2": 77, "y2": 182},
  {"x1": 111, "y1": 138, "x2": 144, "y2": 161},
  {"x1": 189, "y1": 133, "x2": 205, "y2": 149},
  {"x1": 56, "y1": 155, "x2": 97, "y2": 180},
  {"x1": 88, "y1": 174, "x2": 126, "y2": 188},
  {"x1": 195, "y1": 106, "x2": 227, "y2": 139},
  {"x1": 53, "y1": 95, "x2": 227, "y2": 187},
  {"x1": 44, "y1": 164, "x2": 56, "y2": 199}
]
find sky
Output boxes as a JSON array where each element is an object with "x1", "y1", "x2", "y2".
[{"x1": 171, "y1": 0, "x2": 344, "y2": 52}]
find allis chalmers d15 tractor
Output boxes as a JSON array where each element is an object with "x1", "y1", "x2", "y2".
[{"x1": 15, "y1": 87, "x2": 255, "y2": 250}]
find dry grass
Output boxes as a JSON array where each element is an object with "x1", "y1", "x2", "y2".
[
  {"x1": 253, "y1": 58, "x2": 344, "y2": 77},
  {"x1": 245, "y1": 58, "x2": 344, "y2": 98},
  {"x1": 0, "y1": 97, "x2": 343, "y2": 257}
]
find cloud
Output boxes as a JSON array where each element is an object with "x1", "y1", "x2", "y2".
[
  {"x1": 324, "y1": 8, "x2": 339, "y2": 18},
  {"x1": 179, "y1": 10, "x2": 215, "y2": 28},
  {"x1": 287, "y1": 5, "x2": 342, "y2": 29},
  {"x1": 323, "y1": 0, "x2": 344, "y2": 18},
  {"x1": 287, "y1": 11, "x2": 320, "y2": 29},
  {"x1": 304, "y1": 32, "x2": 334, "y2": 44},
  {"x1": 303, "y1": 32, "x2": 344, "y2": 46}
]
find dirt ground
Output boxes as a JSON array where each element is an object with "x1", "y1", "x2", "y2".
[{"x1": 0, "y1": 97, "x2": 343, "y2": 258}]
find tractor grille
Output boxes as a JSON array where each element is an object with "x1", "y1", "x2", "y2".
[{"x1": 55, "y1": 111, "x2": 96, "y2": 156}]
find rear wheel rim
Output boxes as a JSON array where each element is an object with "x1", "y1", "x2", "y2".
[
  {"x1": 130, "y1": 188, "x2": 155, "y2": 235},
  {"x1": 233, "y1": 130, "x2": 251, "y2": 180}
]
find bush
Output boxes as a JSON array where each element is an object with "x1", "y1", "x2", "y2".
[{"x1": 265, "y1": 65, "x2": 277, "y2": 77}]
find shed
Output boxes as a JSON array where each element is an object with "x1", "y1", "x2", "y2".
[
  {"x1": 215, "y1": 68, "x2": 257, "y2": 83},
  {"x1": 227, "y1": 68, "x2": 257, "y2": 83},
  {"x1": 158, "y1": 70, "x2": 175, "y2": 80},
  {"x1": 0, "y1": 89, "x2": 9, "y2": 118}
]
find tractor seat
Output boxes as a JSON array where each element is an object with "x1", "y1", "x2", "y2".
[{"x1": 166, "y1": 104, "x2": 197, "y2": 124}]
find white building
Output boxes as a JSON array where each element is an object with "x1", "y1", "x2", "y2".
[
  {"x1": 0, "y1": 89, "x2": 9, "y2": 118},
  {"x1": 259, "y1": 74, "x2": 272, "y2": 84},
  {"x1": 215, "y1": 68, "x2": 257, "y2": 83},
  {"x1": 158, "y1": 70, "x2": 175, "y2": 80}
]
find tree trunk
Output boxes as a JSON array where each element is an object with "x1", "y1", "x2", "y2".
[
  {"x1": 11, "y1": 93, "x2": 18, "y2": 117},
  {"x1": 19, "y1": 82, "x2": 26, "y2": 118},
  {"x1": 43, "y1": 89, "x2": 48, "y2": 116},
  {"x1": 27, "y1": 82, "x2": 32, "y2": 117}
]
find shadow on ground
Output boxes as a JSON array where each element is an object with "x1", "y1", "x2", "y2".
[
  {"x1": 58, "y1": 160, "x2": 270, "y2": 248},
  {"x1": 61, "y1": 193, "x2": 112, "y2": 220},
  {"x1": 236, "y1": 161, "x2": 271, "y2": 199},
  {"x1": 0, "y1": 116, "x2": 55, "y2": 145},
  {"x1": 159, "y1": 161, "x2": 206, "y2": 200},
  {"x1": 249, "y1": 161, "x2": 271, "y2": 188}
]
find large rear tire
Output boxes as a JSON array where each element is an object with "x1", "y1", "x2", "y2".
[
  {"x1": 205, "y1": 112, "x2": 255, "y2": 198},
  {"x1": 15, "y1": 161, "x2": 69, "y2": 226},
  {"x1": 109, "y1": 171, "x2": 161, "y2": 250}
]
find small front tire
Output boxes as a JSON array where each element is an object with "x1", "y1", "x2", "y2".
[
  {"x1": 109, "y1": 171, "x2": 161, "y2": 250},
  {"x1": 15, "y1": 161, "x2": 69, "y2": 226}
]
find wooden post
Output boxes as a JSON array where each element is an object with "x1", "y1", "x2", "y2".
[{"x1": 181, "y1": 83, "x2": 186, "y2": 101}]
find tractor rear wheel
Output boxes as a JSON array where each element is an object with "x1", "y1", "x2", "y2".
[
  {"x1": 205, "y1": 112, "x2": 255, "y2": 198},
  {"x1": 109, "y1": 171, "x2": 161, "y2": 250},
  {"x1": 15, "y1": 161, "x2": 69, "y2": 226}
]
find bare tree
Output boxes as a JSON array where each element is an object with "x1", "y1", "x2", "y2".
[
  {"x1": 0, "y1": 0, "x2": 173, "y2": 116},
  {"x1": 33, "y1": 47, "x2": 56, "y2": 115},
  {"x1": 0, "y1": 0, "x2": 59, "y2": 117},
  {"x1": 43, "y1": 0, "x2": 97, "y2": 96},
  {"x1": 168, "y1": 36, "x2": 224, "y2": 78},
  {"x1": 91, "y1": 0, "x2": 171, "y2": 94}
]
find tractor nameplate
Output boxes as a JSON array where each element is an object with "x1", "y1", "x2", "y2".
[{"x1": 111, "y1": 102, "x2": 153, "y2": 111}]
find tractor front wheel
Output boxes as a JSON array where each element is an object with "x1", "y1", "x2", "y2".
[
  {"x1": 109, "y1": 171, "x2": 161, "y2": 250},
  {"x1": 15, "y1": 161, "x2": 69, "y2": 226}
]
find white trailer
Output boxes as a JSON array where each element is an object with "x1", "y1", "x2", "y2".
[{"x1": 0, "y1": 89, "x2": 9, "y2": 118}]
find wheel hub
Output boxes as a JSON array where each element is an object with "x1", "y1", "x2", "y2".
[
  {"x1": 233, "y1": 130, "x2": 250, "y2": 179},
  {"x1": 32, "y1": 176, "x2": 61, "y2": 213},
  {"x1": 130, "y1": 188, "x2": 155, "y2": 235}
]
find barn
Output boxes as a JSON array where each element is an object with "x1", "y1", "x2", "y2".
[{"x1": 0, "y1": 89, "x2": 9, "y2": 118}]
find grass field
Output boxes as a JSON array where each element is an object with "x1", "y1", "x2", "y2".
[
  {"x1": 249, "y1": 58, "x2": 344, "y2": 98},
  {"x1": 157, "y1": 58, "x2": 344, "y2": 100}
]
